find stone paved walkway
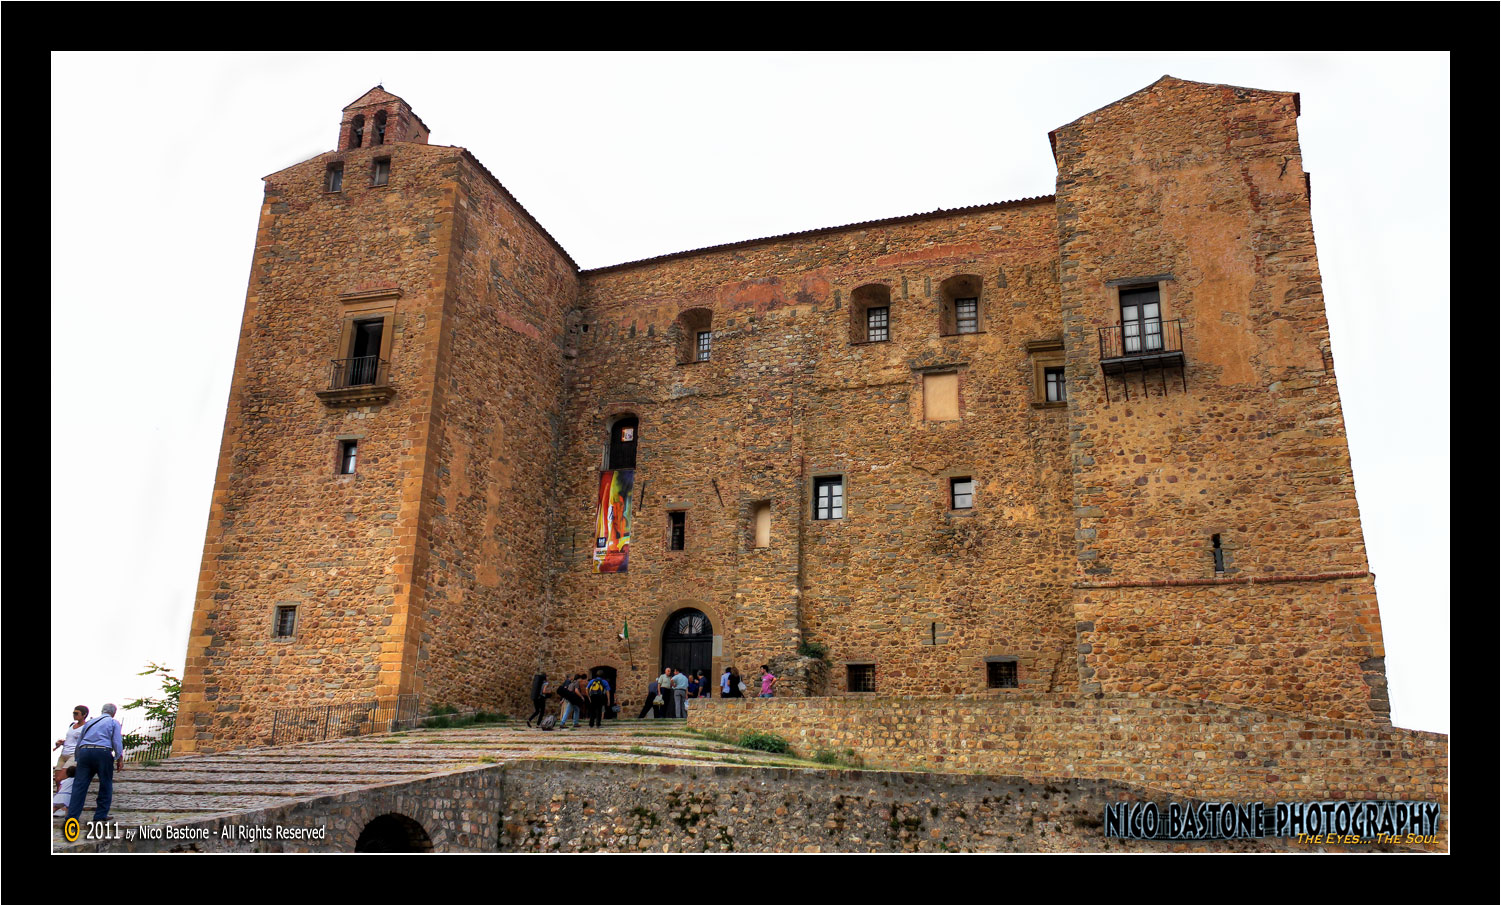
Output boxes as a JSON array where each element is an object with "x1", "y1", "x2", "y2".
[{"x1": 51, "y1": 718, "x2": 822, "y2": 845}]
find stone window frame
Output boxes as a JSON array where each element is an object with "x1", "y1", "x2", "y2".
[
  {"x1": 1103, "y1": 274, "x2": 1176, "y2": 349},
  {"x1": 674, "y1": 308, "x2": 714, "y2": 365},
  {"x1": 742, "y1": 498, "x2": 773, "y2": 551},
  {"x1": 1027, "y1": 338, "x2": 1066, "y2": 409},
  {"x1": 335, "y1": 293, "x2": 399, "y2": 381},
  {"x1": 914, "y1": 363, "x2": 967, "y2": 424},
  {"x1": 849, "y1": 282, "x2": 894, "y2": 345},
  {"x1": 810, "y1": 471, "x2": 846, "y2": 522},
  {"x1": 936, "y1": 466, "x2": 978, "y2": 517},
  {"x1": 272, "y1": 604, "x2": 299, "y2": 641},
  {"x1": 665, "y1": 507, "x2": 688, "y2": 554},
  {"x1": 335, "y1": 433, "x2": 365, "y2": 476},
  {"x1": 844, "y1": 662, "x2": 876, "y2": 693},
  {"x1": 371, "y1": 156, "x2": 392, "y2": 187},
  {"x1": 325, "y1": 162, "x2": 344, "y2": 193},
  {"x1": 985, "y1": 656, "x2": 1019, "y2": 689}
]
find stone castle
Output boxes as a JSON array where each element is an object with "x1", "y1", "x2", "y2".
[{"x1": 177, "y1": 76, "x2": 1399, "y2": 754}]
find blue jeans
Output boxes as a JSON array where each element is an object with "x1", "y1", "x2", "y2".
[
  {"x1": 560, "y1": 699, "x2": 580, "y2": 726},
  {"x1": 69, "y1": 747, "x2": 115, "y2": 821}
]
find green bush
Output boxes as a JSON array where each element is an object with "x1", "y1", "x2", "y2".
[
  {"x1": 737, "y1": 731, "x2": 790, "y2": 754},
  {"x1": 428, "y1": 703, "x2": 458, "y2": 716},
  {"x1": 812, "y1": 748, "x2": 840, "y2": 765},
  {"x1": 796, "y1": 640, "x2": 829, "y2": 660}
]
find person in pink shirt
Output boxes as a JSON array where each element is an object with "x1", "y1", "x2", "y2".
[{"x1": 759, "y1": 665, "x2": 777, "y2": 698}]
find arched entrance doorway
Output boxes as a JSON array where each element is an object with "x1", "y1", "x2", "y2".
[
  {"x1": 661, "y1": 608, "x2": 713, "y2": 680},
  {"x1": 354, "y1": 813, "x2": 435, "y2": 852}
]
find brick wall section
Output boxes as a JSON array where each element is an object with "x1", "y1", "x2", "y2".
[
  {"x1": 688, "y1": 695, "x2": 1446, "y2": 846},
  {"x1": 544, "y1": 200, "x2": 1078, "y2": 714},
  {"x1": 177, "y1": 141, "x2": 458, "y2": 751},
  {"x1": 1052, "y1": 77, "x2": 1385, "y2": 719},
  {"x1": 408, "y1": 152, "x2": 579, "y2": 715}
]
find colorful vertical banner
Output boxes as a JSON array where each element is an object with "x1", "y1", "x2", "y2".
[{"x1": 593, "y1": 469, "x2": 634, "y2": 573}]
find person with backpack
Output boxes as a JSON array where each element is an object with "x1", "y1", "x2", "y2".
[
  {"x1": 585, "y1": 670, "x2": 611, "y2": 728},
  {"x1": 526, "y1": 674, "x2": 551, "y2": 728},
  {"x1": 67, "y1": 703, "x2": 125, "y2": 824}
]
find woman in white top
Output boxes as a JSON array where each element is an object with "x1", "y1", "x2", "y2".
[{"x1": 54, "y1": 705, "x2": 89, "y2": 790}]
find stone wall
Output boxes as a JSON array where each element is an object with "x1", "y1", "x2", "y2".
[{"x1": 687, "y1": 694, "x2": 1447, "y2": 842}]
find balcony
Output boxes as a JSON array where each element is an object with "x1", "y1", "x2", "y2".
[
  {"x1": 315, "y1": 355, "x2": 396, "y2": 408},
  {"x1": 1097, "y1": 319, "x2": 1186, "y2": 402}
]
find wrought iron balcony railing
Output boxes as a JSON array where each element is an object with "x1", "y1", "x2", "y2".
[
  {"x1": 1097, "y1": 319, "x2": 1184, "y2": 364},
  {"x1": 330, "y1": 355, "x2": 389, "y2": 390}
]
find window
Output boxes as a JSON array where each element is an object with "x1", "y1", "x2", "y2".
[
  {"x1": 939, "y1": 274, "x2": 984, "y2": 335},
  {"x1": 752, "y1": 501, "x2": 771, "y2": 548},
  {"x1": 955, "y1": 298, "x2": 978, "y2": 334},
  {"x1": 607, "y1": 416, "x2": 639, "y2": 470},
  {"x1": 847, "y1": 664, "x2": 876, "y2": 693},
  {"x1": 950, "y1": 477, "x2": 973, "y2": 510},
  {"x1": 1120, "y1": 286, "x2": 1163, "y2": 353},
  {"x1": 372, "y1": 158, "x2": 390, "y2": 187},
  {"x1": 813, "y1": 476, "x2": 844, "y2": 520},
  {"x1": 326, "y1": 164, "x2": 343, "y2": 192},
  {"x1": 986, "y1": 660, "x2": 1018, "y2": 689},
  {"x1": 1045, "y1": 366, "x2": 1066, "y2": 402},
  {"x1": 274, "y1": 606, "x2": 297, "y2": 638},
  {"x1": 338, "y1": 440, "x2": 358, "y2": 475},
  {"x1": 923, "y1": 371, "x2": 960, "y2": 421},
  {"x1": 1212, "y1": 534, "x2": 1225, "y2": 573},
  {"x1": 850, "y1": 283, "x2": 893, "y2": 343},
  {"x1": 349, "y1": 115, "x2": 365, "y2": 149},
  {"x1": 675, "y1": 308, "x2": 713, "y2": 364},
  {"x1": 373, "y1": 111, "x2": 387, "y2": 146},
  {"x1": 342, "y1": 318, "x2": 385, "y2": 387},
  {"x1": 668, "y1": 511, "x2": 686, "y2": 551}
]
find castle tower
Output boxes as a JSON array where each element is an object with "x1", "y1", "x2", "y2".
[
  {"x1": 176, "y1": 89, "x2": 578, "y2": 752},
  {"x1": 1052, "y1": 77, "x2": 1389, "y2": 721}
]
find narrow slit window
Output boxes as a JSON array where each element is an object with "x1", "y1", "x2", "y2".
[
  {"x1": 1045, "y1": 366, "x2": 1066, "y2": 402},
  {"x1": 814, "y1": 476, "x2": 844, "y2": 520},
  {"x1": 349, "y1": 115, "x2": 364, "y2": 149},
  {"x1": 326, "y1": 164, "x2": 343, "y2": 192},
  {"x1": 866, "y1": 306, "x2": 889, "y2": 342},
  {"x1": 275, "y1": 606, "x2": 298, "y2": 638},
  {"x1": 339, "y1": 440, "x2": 358, "y2": 475},
  {"x1": 753, "y1": 501, "x2": 771, "y2": 548},
  {"x1": 986, "y1": 661, "x2": 1018, "y2": 689},
  {"x1": 950, "y1": 477, "x2": 974, "y2": 510},
  {"x1": 847, "y1": 664, "x2": 876, "y2": 692},
  {"x1": 373, "y1": 111, "x2": 387, "y2": 145},
  {"x1": 696, "y1": 330, "x2": 712, "y2": 361},
  {"x1": 1212, "y1": 534, "x2": 1225, "y2": 572},
  {"x1": 668, "y1": 511, "x2": 686, "y2": 551},
  {"x1": 955, "y1": 298, "x2": 979, "y2": 334},
  {"x1": 372, "y1": 158, "x2": 390, "y2": 187}
]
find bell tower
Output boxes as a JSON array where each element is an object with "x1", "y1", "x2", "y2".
[{"x1": 338, "y1": 85, "x2": 430, "y2": 151}]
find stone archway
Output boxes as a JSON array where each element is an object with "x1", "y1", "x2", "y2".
[
  {"x1": 647, "y1": 598, "x2": 731, "y2": 697},
  {"x1": 354, "y1": 812, "x2": 435, "y2": 852}
]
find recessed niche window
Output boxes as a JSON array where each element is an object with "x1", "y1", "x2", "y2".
[
  {"x1": 850, "y1": 283, "x2": 893, "y2": 343},
  {"x1": 1045, "y1": 366, "x2": 1066, "y2": 402},
  {"x1": 349, "y1": 115, "x2": 365, "y2": 149},
  {"x1": 668, "y1": 511, "x2": 686, "y2": 551},
  {"x1": 813, "y1": 476, "x2": 844, "y2": 520},
  {"x1": 752, "y1": 501, "x2": 771, "y2": 548},
  {"x1": 1212, "y1": 534, "x2": 1225, "y2": 573},
  {"x1": 338, "y1": 439, "x2": 358, "y2": 475},
  {"x1": 607, "y1": 416, "x2": 639, "y2": 470},
  {"x1": 847, "y1": 664, "x2": 876, "y2": 693},
  {"x1": 274, "y1": 606, "x2": 298, "y2": 639},
  {"x1": 950, "y1": 477, "x2": 974, "y2": 509},
  {"x1": 372, "y1": 158, "x2": 391, "y2": 187},
  {"x1": 939, "y1": 274, "x2": 984, "y2": 336},
  {"x1": 373, "y1": 110, "x2": 388, "y2": 146},
  {"x1": 675, "y1": 308, "x2": 713, "y2": 364},
  {"x1": 986, "y1": 660, "x2": 1018, "y2": 689},
  {"x1": 326, "y1": 164, "x2": 343, "y2": 192}
]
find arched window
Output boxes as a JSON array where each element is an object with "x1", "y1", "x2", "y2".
[
  {"x1": 850, "y1": 283, "x2": 892, "y2": 343},
  {"x1": 661, "y1": 608, "x2": 713, "y2": 679},
  {"x1": 349, "y1": 115, "x2": 365, "y2": 149},
  {"x1": 939, "y1": 274, "x2": 984, "y2": 336},
  {"x1": 675, "y1": 308, "x2": 713, "y2": 364},
  {"x1": 373, "y1": 111, "x2": 387, "y2": 146},
  {"x1": 607, "y1": 415, "x2": 639, "y2": 470}
]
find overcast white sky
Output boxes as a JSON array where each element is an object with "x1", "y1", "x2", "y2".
[{"x1": 50, "y1": 52, "x2": 1448, "y2": 739}]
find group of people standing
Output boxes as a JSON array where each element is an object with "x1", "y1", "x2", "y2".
[
  {"x1": 53, "y1": 703, "x2": 126, "y2": 822},
  {"x1": 640, "y1": 664, "x2": 778, "y2": 719},
  {"x1": 527, "y1": 670, "x2": 617, "y2": 730},
  {"x1": 524, "y1": 664, "x2": 780, "y2": 730}
]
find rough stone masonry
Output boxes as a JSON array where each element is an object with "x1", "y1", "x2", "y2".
[{"x1": 178, "y1": 77, "x2": 1422, "y2": 788}]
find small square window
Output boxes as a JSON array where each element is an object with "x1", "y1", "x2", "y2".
[
  {"x1": 668, "y1": 511, "x2": 686, "y2": 551},
  {"x1": 339, "y1": 440, "x2": 358, "y2": 475},
  {"x1": 696, "y1": 330, "x2": 712, "y2": 361},
  {"x1": 275, "y1": 606, "x2": 298, "y2": 639},
  {"x1": 1045, "y1": 366, "x2": 1066, "y2": 402},
  {"x1": 372, "y1": 158, "x2": 390, "y2": 187},
  {"x1": 326, "y1": 165, "x2": 343, "y2": 192},
  {"x1": 955, "y1": 298, "x2": 979, "y2": 334},
  {"x1": 950, "y1": 477, "x2": 973, "y2": 510},
  {"x1": 847, "y1": 664, "x2": 876, "y2": 692},
  {"x1": 866, "y1": 306, "x2": 889, "y2": 343},
  {"x1": 814, "y1": 476, "x2": 844, "y2": 520},
  {"x1": 987, "y1": 660, "x2": 1018, "y2": 689}
]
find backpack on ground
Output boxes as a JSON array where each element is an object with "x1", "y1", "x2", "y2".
[{"x1": 540, "y1": 714, "x2": 557, "y2": 730}]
